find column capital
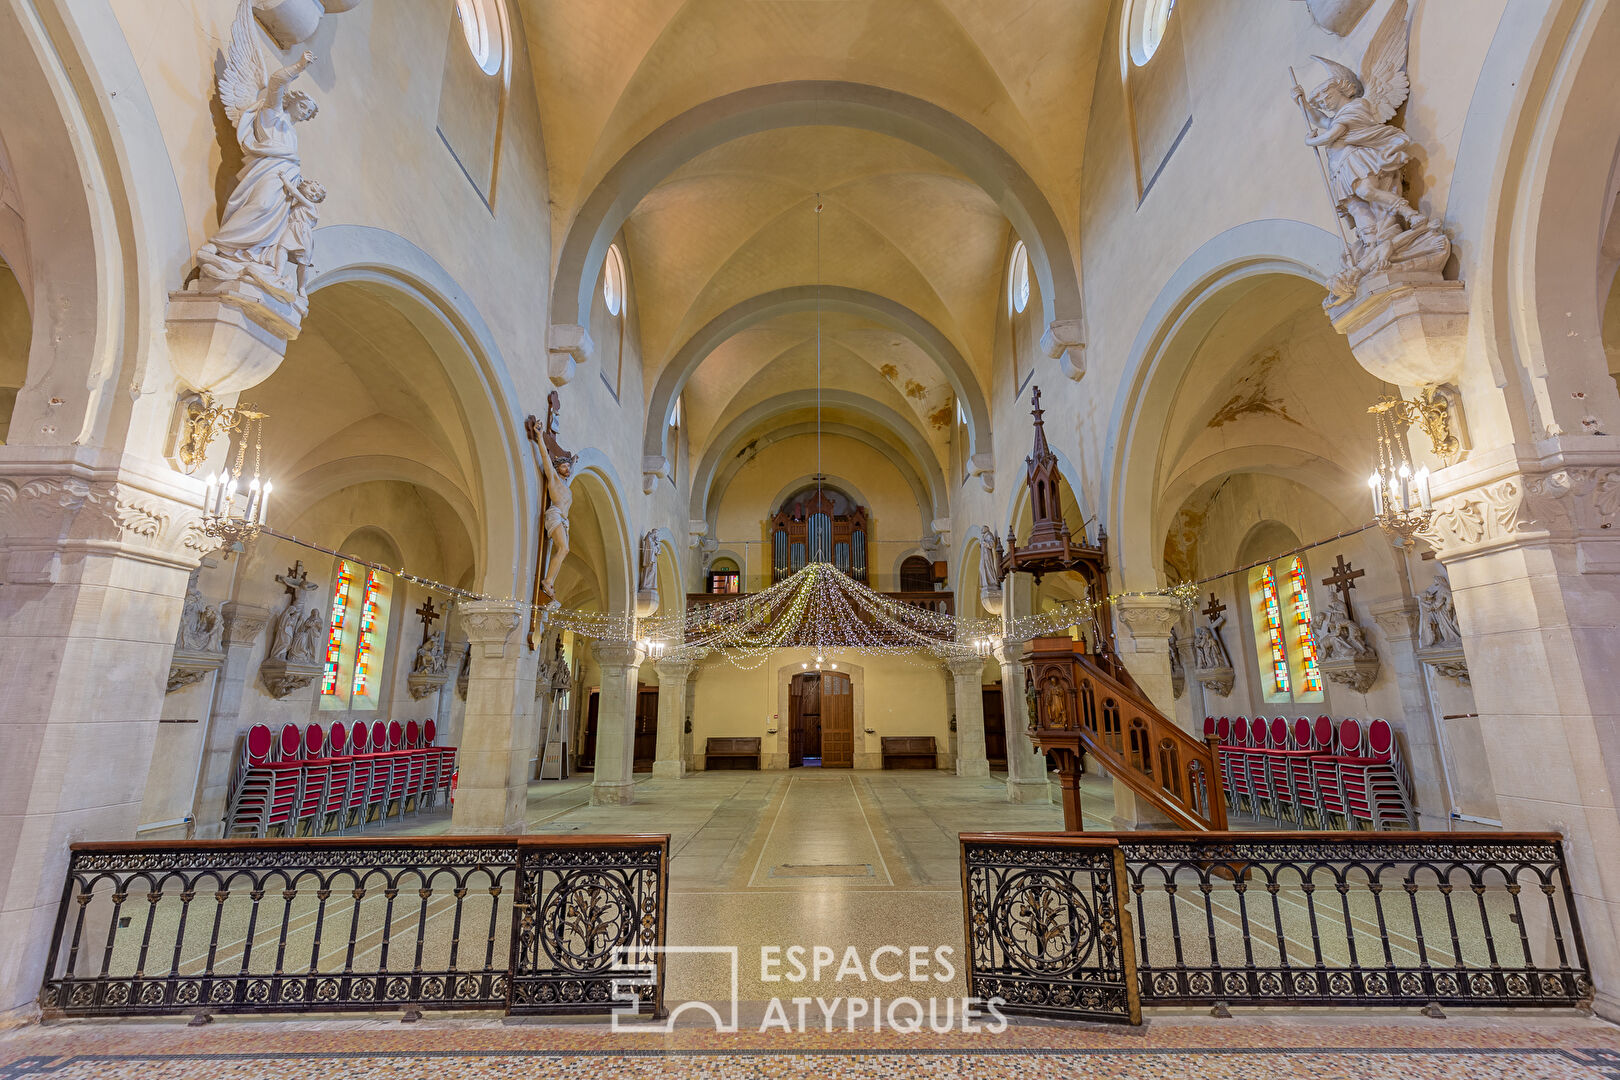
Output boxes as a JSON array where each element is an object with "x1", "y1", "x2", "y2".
[
  {"x1": 461, "y1": 600, "x2": 524, "y2": 661},
  {"x1": 1420, "y1": 439, "x2": 1620, "y2": 568},
  {"x1": 592, "y1": 640, "x2": 642, "y2": 672},
  {"x1": 221, "y1": 601, "x2": 272, "y2": 647},
  {"x1": 992, "y1": 639, "x2": 1025, "y2": 666},
  {"x1": 945, "y1": 654, "x2": 987, "y2": 678},
  {"x1": 653, "y1": 657, "x2": 695, "y2": 681},
  {"x1": 1114, "y1": 594, "x2": 1181, "y2": 641}
]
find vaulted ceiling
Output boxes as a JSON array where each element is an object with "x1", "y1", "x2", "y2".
[{"x1": 517, "y1": 0, "x2": 1110, "y2": 520}]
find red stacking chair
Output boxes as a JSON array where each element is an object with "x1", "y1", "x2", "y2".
[
  {"x1": 388, "y1": 719, "x2": 404, "y2": 751},
  {"x1": 1263, "y1": 716, "x2": 1306, "y2": 823},
  {"x1": 1246, "y1": 717, "x2": 1281, "y2": 821},
  {"x1": 426, "y1": 719, "x2": 455, "y2": 808},
  {"x1": 1210, "y1": 717, "x2": 1236, "y2": 811},
  {"x1": 1223, "y1": 718, "x2": 1251, "y2": 814},
  {"x1": 1339, "y1": 718, "x2": 1416, "y2": 830},
  {"x1": 228, "y1": 724, "x2": 303, "y2": 837},
  {"x1": 319, "y1": 721, "x2": 354, "y2": 835},
  {"x1": 364, "y1": 720, "x2": 393, "y2": 823},
  {"x1": 279, "y1": 722, "x2": 304, "y2": 762},
  {"x1": 292, "y1": 723, "x2": 331, "y2": 835},
  {"x1": 1286, "y1": 716, "x2": 1328, "y2": 827},
  {"x1": 384, "y1": 720, "x2": 410, "y2": 817},
  {"x1": 344, "y1": 720, "x2": 377, "y2": 829},
  {"x1": 225, "y1": 724, "x2": 283, "y2": 836},
  {"x1": 402, "y1": 720, "x2": 428, "y2": 814},
  {"x1": 1312, "y1": 717, "x2": 1363, "y2": 829}
]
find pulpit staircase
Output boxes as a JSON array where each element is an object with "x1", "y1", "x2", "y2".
[{"x1": 1025, "y1": 636, "x2": 1226, "y2": 831}]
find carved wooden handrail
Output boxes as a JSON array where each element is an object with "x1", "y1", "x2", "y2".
[{"x1": 1068, "y1": 650, "x2": 1227, "y2": 831}]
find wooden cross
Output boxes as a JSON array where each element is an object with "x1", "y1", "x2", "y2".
[
  {"x1": 1321, "y1": 554, "x2": 1365, "y2": 609},
  {"x1": 415, "y1": 596, "x2": 441, "y2": 637},
  {"x1": 274, "y1": 560, "x2": 318, "y2": 603},
  {"x1": 1202, "y1": 592, "x2": 1226, "y2": 623}
]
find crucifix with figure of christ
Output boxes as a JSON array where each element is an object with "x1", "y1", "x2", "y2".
[
  {"x1": 524, "y1": 390, "x2": 578, "y2": 649},
  {"x1": 1321, "y1": 554, "x2": 1365, "y2": 610},
  {"x1": 275, "y1": 561, "x2": 319, "y2": 605}
]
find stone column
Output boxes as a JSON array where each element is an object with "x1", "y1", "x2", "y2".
[
  {"x1": 450, "y1": 600, "x2": 532, "y2": 835},
  {"x1": 591, "y1": 642, "x2": 643, "y2": 804},
  {"x1": 652, "y1": 658, "x2": 694, "y2": 777},
  {"x1": 947, "y1": 655, "x2": 990, "y2": 778},
  {"x1": 1368, "y1": 597, "x2": 1455, "y2": 830},
  {"x1": 191, "y1": 601, "x2": 272, "y2": 837},
  {"x1": 1111, "y1": 596, "x2": 1183, "y2": 829},
  {"x1": 1421, "y1": 442, "x2": 1620, "y2": 1014},
  {"x1": 0, "y1": 464, "x2": 203, "y2": 1019},
  {"x1": 994, "y1": 641, "x2": 1048, "y2": 803}
]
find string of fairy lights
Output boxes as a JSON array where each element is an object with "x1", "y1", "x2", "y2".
[{"x1": 253, "y1": 520, "x2": 1379, "y2": 670}]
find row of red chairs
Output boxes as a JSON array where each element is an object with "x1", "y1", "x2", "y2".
[
  {"x1": 225, "y1": 719, "x2": 455, "y2": 837},
  {"x1": 1204, "y1": 715, "x2": 1415, "y2": 831}
]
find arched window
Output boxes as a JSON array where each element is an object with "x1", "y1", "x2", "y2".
[
  {"x1": 319, "y1": 560, "x2": 394, "y2": 710},
  {"x1": 900, "y1": 555, "x2": 934, "y2": 593},
  {"x1": 454, "y1": 0, "x2": 505, "y2": 76},
  {"x1": 603, "y1": 244, "x2": 626, "y2": 317},
  {"x1": 1286, "y1": 556, "x2": 1323, "y2": 694},
  {"x1": 1247, "y1": 559, "x2": 1324, "y2": 704},
  {"x1": 1007, "y1": 240, "x2": 1031, "y2": 314},
  {"x1": 1130, "y1": 0, "x2": 1177, "y2": 66}
]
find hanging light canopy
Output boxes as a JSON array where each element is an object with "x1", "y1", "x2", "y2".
[{"x1": 202, "y1": 410, "x2": 273, "y2": 553}]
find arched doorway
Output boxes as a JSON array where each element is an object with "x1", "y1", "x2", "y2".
[{"x1": 788, "y1": 669, "x2": 853, "y2": 768}]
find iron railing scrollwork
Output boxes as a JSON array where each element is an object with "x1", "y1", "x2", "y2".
[
  {"x1": 961, "y1": 836, "x2": 1140, "y2": 1023},
  {"x1": 39, "y1": 835, "x2": 668, "y2": 1020},
  {"x1": 961, "y1": 831, "x2": 1591, "y2": 1024}
]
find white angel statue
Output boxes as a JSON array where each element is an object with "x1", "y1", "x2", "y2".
[
  {"x1": 1291, "y1": 0, "x2": 1449, "y2": 304},
  {"x1": 193, "y1": 0, "x2": 324, "y2": 319}
]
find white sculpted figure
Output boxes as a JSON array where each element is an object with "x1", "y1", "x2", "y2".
[
  {"x1": 1312, "y1": 596, "x2": 1376, "y2": 662},
  {"x1": 1292, "y1": 0, "x2": 1449, "y2": 305},
  {"x1": 413, "y1": 629, "x2": 448, "y2": 676},
  {"x1": 1417, "y1": 573, "x2": 1463, "y2": 649},
  {"x1": 176, "y1": 574, "x2": 224, "y2": 653},
  {"x1": 975, "y1": 525, "x2": 1005, "y2": 593},
  {"x1": 268, "y1": 601, "x2": 301, "y2": 661},
  {"x1": 289, "y1": 608, "x2": 325, "y2": 665},
  {"x1": 1192, "y1": 613, "x2": 1232, "y2": 671},
  {"x1": 193, "y1": 0, "x2": 323, "y2": 316}
]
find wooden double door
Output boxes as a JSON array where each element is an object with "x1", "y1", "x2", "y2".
[
  {"x1": 789, "y1": 671, "x2": 853, "y2": 768},
  {"x1": 580, "y1": 685, "x2": 659, "y2": 772}
]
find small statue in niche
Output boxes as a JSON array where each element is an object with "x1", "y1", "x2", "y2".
[
  {"x1": 1192, "y1": 611, "x2": 1232, "y2": 671},
  {"x1": 176, "y1": 572, "x2": 224, "y2": 653},
  {"x1": 1417, "y1": 572, "x2": 1463, "y2": 648},
  {"x1": 194, "y1": 0, "x2": 325, "y2": 316},
  {"x1": 1024, "y1": 669, "x2": 1039, "y2": 733},
  {"x1": 976, "y1": 525, "x2": 1005, "y2": 592},
  {"x1": 1290, "y1": 0, "x2": 1450, "y2": 305},
  {"x1": 267, "y1": 600, "x2": 301, "y2": 661},
  {"x1": 413, "y1": 629, "x2": 448, "y2": 676},
  {"x1": 1041, "y1": 675, "x2": 1071, "y2": 730},
  {"x1": 1312, "y1": 595, "x2": 1377, "y2": 661},
  {"x1": 288, "y1": 608, "x2": 325, "y2": 665}
]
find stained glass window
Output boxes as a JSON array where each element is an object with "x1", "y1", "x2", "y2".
[
  {"x1": 321, "y1": 563, "x2": 353, "y2": 696},
  {"x1": 1287, "y1": 556, "x2": 1323, "y2": 694},
  {"x1": 1258, "y1": 564, "x2": 1290, "y2": 695},
  {"x1": 351, "y1": 569, "x2": 383, "y2": 698}
]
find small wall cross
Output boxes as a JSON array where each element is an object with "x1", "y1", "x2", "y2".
[
  {"x1": 274, "y1": 560, "x2": 318, "y2": 603},
  {"x1": 1202, "y1": 593, "x2": 1226, "y2": 623},
  {"x1": 415, "y1": 596, "x2": 441, "y2": 635},
  {"x1": 1321, "y1": 554, "x2": 1365, "y2": 609}
]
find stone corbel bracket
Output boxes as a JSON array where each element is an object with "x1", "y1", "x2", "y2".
[
  {"x1": 1194, "y1": 665, "x2": 1234, "y2": 697},
  {"x1": 259, "y1": 658, "x2": 323, "y2": 699},
  {"x1": 1327, "y1": 272, "x2": 1468, "y2": 387},
  {"x1": 407, "y1": 670, "x2": 450, "y2": 701},
  {"x1": 1415, "y1": 642, "x2": 1470, "y2": 686},
  {"x1": 642, "y1": 456, "x2": 668, "y2": 495},
  {"x1": 1041, "y1": 319, "x2": 1085, "y2": 382},
  {"x1": 253, "y1": 0, "x2": 364, "y2": 49},
  {"x1": 168, "y1": 647, "x2": 225, "y2": 693},
  {"x1": 1320, "y1": 654, "x2": 1380, "y2": 694},
  {"x1": 548, "y1": 324, "x2": 593, "y2": 387}
]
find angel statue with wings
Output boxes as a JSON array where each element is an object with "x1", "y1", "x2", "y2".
[
  {"x1": 192, "y1": 0, "x2": 325, "y2": 327},
  {"x1": 1291, "y1": 0, "x2": 1449, "y2": 305}
]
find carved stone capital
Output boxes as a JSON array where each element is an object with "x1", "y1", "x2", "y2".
[
  {"x1": 1041, "y1": 319, "x2": 1085, "y2": 382},
  {"x1": 407, "y1": 671, "x2": 450, "y2": 700},
  {"x1": 1328, "y1": 273, "x2": 1468, "y2": 386},
  {"x1": 1194, "y1": 665, "x2": 1234, "y2": 697},
  {"x1": 548, "y1": 323, "x2": 593, "y2": 386},
  {"x1": 1114, "y1": 596, "x2": 1180, "y2": 642},
  {"x1": 991, "y1": 640, "x2": 1025, "y2": 667},
  {"x1": 221, "y1": 601, "x2": 273, "y2": 647},
  {"x1": 653, "y1": 658, "x2": 696, "y2": 683},
  {"x1": 1320, "y1": 654, "x2": 1381, "y2": 694},
  {"x1": 258, "y1": 657, "x2": 323, "y2": 699},
  {"x1": 946, "y1": 655, "x2": 987, "y2": 680},
  {"x1": 461, "y1": 600, "x2": 525, "y2": 660},
  {"x1": 0, "y1": 468, "x2": 207, "y2": 583},
  {"x1": 592, "y1": 640, "x2": 642, "y2": 673}
]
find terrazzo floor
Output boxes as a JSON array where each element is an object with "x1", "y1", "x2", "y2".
[{"x1": 21, "y1": 770, "x2": 1606, "y2": 1076}]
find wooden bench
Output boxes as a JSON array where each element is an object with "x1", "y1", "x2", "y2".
[
  {"x1": 881, "y1": 736, "x2": 937, "y2": 770},
  {"x1": 704, "y1": 736, "x2": 762, "y2": 770}
]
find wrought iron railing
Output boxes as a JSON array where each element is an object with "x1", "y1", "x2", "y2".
[
  {"x1": 38, "y1": 835, "x2": 668, "y2": 1019},
  {"x1": 962, "y1": 831, "x2": 1590, "y2": 1023}
]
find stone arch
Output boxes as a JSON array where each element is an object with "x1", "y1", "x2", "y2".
[
  {"x1": 698, "y1": 422, "x2": 938, "y2": 533},
  {"x1": 310, "y1": 225, "x2": 535, "y2": 598},
  {"x1": 689, "y1": 389, "x2": 949, "y2": 525},
  {"x1": 552, "y1": 80, "x2": 1081, "y2": 359},
  {"x1": 645, "y1": 286, "x2": 992, "y2": 465},
  {"x1": 765, "y1": 475, "x2": 874, "y2": 521},
  {"x1": 1104, "y1": 220, "x2": 1343, "y2": 591},
  {"x1": 568, "y1": 448, "x2": 635, "y2": 618}
]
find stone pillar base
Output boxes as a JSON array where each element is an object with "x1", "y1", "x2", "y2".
[
  {"x1": 591, "y1": 780, "x2": 636, "y2": 805},
  {"x1": 956, "y1": 758, "x2": 991, "y2": 778},
  {"x1": 652, "y1": 759, "x2": 686, "y2": 779},
  {"x1": 1005, "y1": 778, "x2": 1049, "y2": 804}
]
